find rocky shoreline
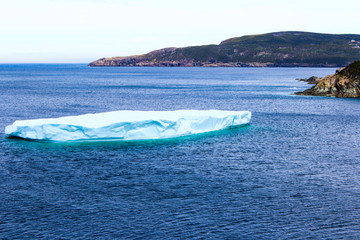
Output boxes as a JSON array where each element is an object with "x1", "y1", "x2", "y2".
[
  {"x1": 295, "y1": 61, "x2": 360, "y2": 97},
  {"x1": 89, "y1": 58, "x2": 341, "y2": 67}
]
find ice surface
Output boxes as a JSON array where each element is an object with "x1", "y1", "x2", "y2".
[{"x1": 5, "y1": 110, "x2": 251, "y2": 141}]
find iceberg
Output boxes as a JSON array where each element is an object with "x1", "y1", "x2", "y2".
[{"x1": 5, "y1": 110, "x2": 251, "y2": 142}]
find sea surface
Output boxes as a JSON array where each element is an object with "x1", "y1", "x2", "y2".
[{"x1": 1, "y1": 64, "x2": 360, "y2": 239}]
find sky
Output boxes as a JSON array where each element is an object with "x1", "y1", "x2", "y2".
[{"x1": 1, "y1": 0, "x2": 360, "y2": 63}]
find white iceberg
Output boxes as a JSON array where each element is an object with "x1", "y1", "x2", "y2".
[{"x1": 5, "y1": 110, "x2": 251, "y2": 142}]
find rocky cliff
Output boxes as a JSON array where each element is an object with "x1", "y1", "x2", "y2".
[
  {"x1": 89, "y1": 31, "x2": 360, "y2": 67},
  {"x1": 295, "y1": 61, "x2": 360, "y2": 97}
]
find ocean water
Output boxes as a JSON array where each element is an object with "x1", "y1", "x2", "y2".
[{"x1": 1, "y1": 64, "x2": 360, "y2": 239}]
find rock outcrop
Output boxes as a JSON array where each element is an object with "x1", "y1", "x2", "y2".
[
  {"x1": 296, "y1": 76, "x2": 321, "y2": 84},
  {"x1": 295, "y1": 61, "x2": 360, "y2": 97}
]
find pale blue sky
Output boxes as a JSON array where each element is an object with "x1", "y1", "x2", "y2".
[{"x1": 1, "y1": 0, "x2": 359, "y2": 63}]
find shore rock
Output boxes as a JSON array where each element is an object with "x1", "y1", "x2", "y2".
[
  {"x1": 295, "y1": 61, "x2": 360, "y2": 97},
  {"x1": 296, "y1": 76, "x2": 321, "y2": 84}
]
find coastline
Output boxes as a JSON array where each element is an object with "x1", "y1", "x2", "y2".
[{"x1": 88, "y1": 60, "x2": 343, "y2": 68}]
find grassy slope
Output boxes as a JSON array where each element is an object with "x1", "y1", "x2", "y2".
[{"x1": 337, "y1": 61, "x2": 360, "y2": 79}]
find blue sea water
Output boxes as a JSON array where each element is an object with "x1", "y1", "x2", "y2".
[{"x1": 1, "y1": 64, "x2": 360, "y2": 239}]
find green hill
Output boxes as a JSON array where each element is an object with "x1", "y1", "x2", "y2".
[{"x1": 89, "y1": 31, "x2": 360, "y2": 67}]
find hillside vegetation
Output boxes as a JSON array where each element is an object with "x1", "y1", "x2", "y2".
[{"x1": 89, "y1": 31, "x2": 360, "y2": 67}]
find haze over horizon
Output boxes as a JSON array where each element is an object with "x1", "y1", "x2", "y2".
[{"x1": 1, "y1": 0, "x2": 359, "y2": 63}]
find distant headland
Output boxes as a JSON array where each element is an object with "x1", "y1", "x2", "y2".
[{"x1": 89, "y1": 31, "x2": 360, "y2": 67}]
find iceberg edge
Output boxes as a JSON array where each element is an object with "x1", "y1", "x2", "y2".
[{"x1": 5, "y1": 110, "x2": 251, "y2": 142}]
